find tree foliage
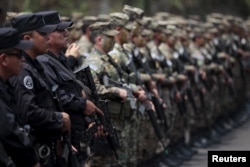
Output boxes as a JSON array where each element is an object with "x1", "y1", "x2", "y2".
[{"x1": 2, "y1": 0, "x2": 250, "y2": 18}]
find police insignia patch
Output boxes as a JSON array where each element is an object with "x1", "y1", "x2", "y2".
[{"x1": 23, "y1": 76, "x2": 33, "y2": 89}]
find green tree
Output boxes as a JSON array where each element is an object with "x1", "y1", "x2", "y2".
[{"x1": 0, "y1": 0, "x2": 7, "y2": 25}]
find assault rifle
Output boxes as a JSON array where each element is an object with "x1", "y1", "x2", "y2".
[
  {"x1": 102, "y1": 76, "x2": 167, "y2": 149},
  {"x1": 132, "y1": 52, "x2": 169, "y2": 130},
  {"x1": 74, "y1": 65, "x2": 119, "y2": 159}
]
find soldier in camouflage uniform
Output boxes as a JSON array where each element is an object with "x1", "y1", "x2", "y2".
[
  {"x1": 76, "y1": 16, "x2": 97, "y2": 60},
  {"x1": 108, "y1": 11, "x2": 163, "y2": 166},
  {"x1": 84, "y1": 21, "x2": 151, "y2": 167}
]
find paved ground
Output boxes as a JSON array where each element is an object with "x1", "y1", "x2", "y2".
[{"x1": 180, "y1": 103, "x2": 250, "y2": 167}]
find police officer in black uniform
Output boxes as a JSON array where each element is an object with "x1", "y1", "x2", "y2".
[
  {"x1": 35, "y1": 11, "x2": 104, "y2": 152},
  {"x1": 0, "y1": 27, "x2": 40, "y2": 167},
  {"x1": 9, "y1": 14, "x2": 71, "y2": 167}
]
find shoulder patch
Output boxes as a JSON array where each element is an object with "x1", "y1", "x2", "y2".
[{"x1": 23, "y1": 76, "x2": 33, "y2": 89}]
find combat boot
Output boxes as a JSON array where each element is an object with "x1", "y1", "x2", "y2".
[
  {"x1": 232, "y1": 110, "x2": 249, "y2": 125},
  {"x1": 214, "y1": 121, "x2": 229, "y2": 135},
  {"x1": 171, "y1": 142, "x2": 194, "y2": 161},
  {"x1": 191, "y1": 135, "x2": 213, "y2": 148},
  {"x1": 162, "y1": 155, "x2": 183, "y2": 167},
  {"x1": 178, "y1": 144, "x2": 197, "y2": 156},
  {"x1": 172, "y1": 149, "x2": 192, "y2": 161},
  {"x1": 144, "y1": 153, "x2": 174, "y2": 167},
  {"x1": 208, "y1": 128, "x2": 222, "y2": 144},
  {"x1": 226, "y1": 117, "x2": 238, "y2": 128},
  {"x1": 220, "y1": 119, "x2": 234, "y2": 132}
]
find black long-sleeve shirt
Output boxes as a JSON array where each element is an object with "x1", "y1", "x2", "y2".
[
  {"x1": 0, "y1": 77, "x2": 38, "y2": 167},
  {"x1": 37, "y1": 52, "x2": 86, "y2": 132},
  {"x1": 9, "y1": 53, "x2": 63, "y2": 138}
]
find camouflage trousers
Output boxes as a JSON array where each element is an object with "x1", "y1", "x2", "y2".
[
  {"x1": 137, "y1": 115, "x2": 159, "y2": 162},
  {"x1": 84, "y1": 154, "x2": 118, "y2": 167},
  {"x1": 85, "y1": 110, "x2": 141, "y2": 167}
]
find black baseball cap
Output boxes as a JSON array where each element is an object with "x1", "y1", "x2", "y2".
[
  {"x1": 35, "y1": 11, "x2": 73, "y2": 30},
  {"x1": 11, "y1": 13, "x2": 57, "y2": 33},
  {"x1": 0, "y1": 28, "x2": 33, "y2": 50}
]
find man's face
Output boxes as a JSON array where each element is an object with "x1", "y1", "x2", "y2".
[
  {"x1": 153, "y1": 31, "x2": 162, "y2": 45},
  {"x1": 133, "y1": 34, "x2": 145, "y2": 47},
  {"x1": 119, "y1": 28, "x2": 129, "y2": 44},
  {"x1": 196, "y1": 36, "x2": 205, "y2": 47},
  {"x1": 0, "y1": 49, "x2": 24, "y2": 77},
  {"x1": 48, "y1": 29, "x2": 69, "y2": 51},
  {"x1": 167, "y1": 36, "x2": 176, "y2": 47},
  {"x1": 101, "y1": 35, "x2": 115, "y2": 53},
  {"x1": 31, "y1": 31, "x2": 49, "y2": 55},
  {"x1": 180, "y1": 37, "x2": 189, "y2": 47}
]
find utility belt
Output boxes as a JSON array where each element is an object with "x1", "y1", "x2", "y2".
[{"x1": 108, "y1": 97, "x2": 137, "y2": 119}]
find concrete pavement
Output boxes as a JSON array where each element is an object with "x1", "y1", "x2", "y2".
[{"x1": 180, "y1": 103, "x2": 250, "y2": 167}]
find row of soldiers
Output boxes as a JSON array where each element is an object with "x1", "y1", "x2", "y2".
[
  {"x1": 68, "y1": 5, "x2": 250, "y2": 167},
  {"x1": 0, "y1": 4, "x2": 250, "y2": 167}
]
